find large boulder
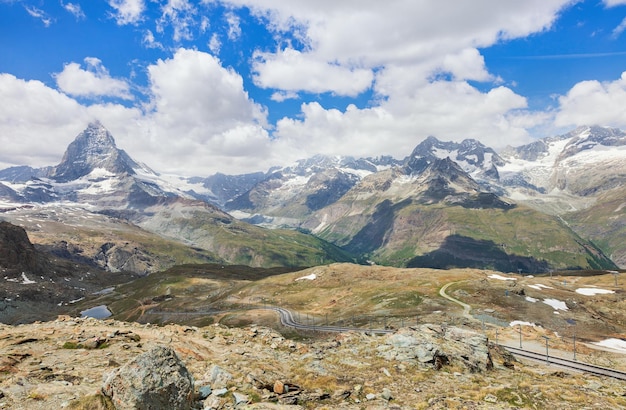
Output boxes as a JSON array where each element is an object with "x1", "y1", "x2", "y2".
[{"x1": 102, "y1": 345, "x2": 195, "y2": 409}]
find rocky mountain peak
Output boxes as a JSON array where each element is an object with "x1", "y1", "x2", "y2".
[
  {"x1": 405, "y1": 136, "x2": 503, "y2": 178},
  {"x1": 49, "y1": 121, "x2": 139, "y2": 182}
]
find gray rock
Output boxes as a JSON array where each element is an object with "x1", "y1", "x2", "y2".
[
  {"x1": 198, "y1": 385, "x2": 212, "y2": 400},
  {"x1": 233, "y1": 392, "x2": 249, "y2": 405},
  {"x1": 213, "y1": 387, "x2": 228, "y2": 397},
  {"x1": 381, "y1": 388, "x2": 393, "y2": 401},
  {"x1": 205, "y1": 365, "x2": 233, "y2": 388},
  {"x1": 102, "y1": 345, "x2": 194, "y2": 410}
]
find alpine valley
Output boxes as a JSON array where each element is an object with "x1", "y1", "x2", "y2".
[{"x1": 0, "y1": 122, "x2": 625, "y2": 322}]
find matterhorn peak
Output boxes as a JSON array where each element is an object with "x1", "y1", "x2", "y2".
[{"x1": 49, "y1": 121, "x2": 139, "y2": 182}]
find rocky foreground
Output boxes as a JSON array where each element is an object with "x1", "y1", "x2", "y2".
[{"x1": 0, "y1": 316, "x2": 624, "y2": 409}]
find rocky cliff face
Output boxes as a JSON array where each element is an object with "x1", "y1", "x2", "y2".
[
  {"x1": 0, "y1": 221, "x2": 137, "y2": 324},
  {"x1": 0, "y1": 221, "x2": 51, "y2": 277}
]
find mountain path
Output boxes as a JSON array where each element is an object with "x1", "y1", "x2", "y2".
[{"x1": 439, "y1": 281, "x2": 472, "y2": 319}]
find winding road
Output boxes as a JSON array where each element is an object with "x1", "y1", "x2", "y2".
[{"x1": 438, "y1": 281, "x2": 472, "y2": 318}]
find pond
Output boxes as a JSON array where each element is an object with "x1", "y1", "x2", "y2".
[{"x1": 80, "y1": 305, "x2": 112, "y2": 319}]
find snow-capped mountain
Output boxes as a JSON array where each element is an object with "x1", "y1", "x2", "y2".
[
  {"x1": 49, "y1": 121, "x2": 142, "y2": 182},
  {"x1": 1, "y1": 122, "x2": 624, "y2": 271},
  {"x1": 404, "y1": 136, "x2": 504, "y2": 181},
  {"x1": 0, "y1": 122, "x2": 194, "y2": 208},
  {"x1": 0, "y1": 122, "x2": 353, "y2": 272},
  {"x1": 498, "y1": 125, "x2": 626, "y2": 210},
  {"x1": 223, "y1": 154, "x2": 400, "y2": 226}
]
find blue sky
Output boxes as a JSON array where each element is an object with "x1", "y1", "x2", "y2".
[{"x1": 1, "y1": 0, "x2": 626, "y2": 176}]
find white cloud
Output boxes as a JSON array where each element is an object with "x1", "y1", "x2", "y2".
[
  {"x1": 269, "y1": 80, "x2": 534, "y2": 164},
  {"x1": 440, "y1": 48, "x2": 494, "y2": 82},
  {"x1": 24, "y1": 5, "x2": 53, "y2": 26},
  {"x1": 612, "y1": 17, "x2": 626, "y2": 38},
  {"x1": 143, "y1": 30, "x2": 164, "y2": 49},
  {"x1": 157, "y1": 0, "x2": 197, "y2": 42},
  {"x1": 555, "y1": 71, "x2": 626, "y2": 128},
  {"x1": 54, "y1": 57, "x2": 133, "y2": 100},
  {"x1": 0, "y1": 74, "x2": 89, "y2": 167},
  {"x1": 138, "y1": 48, "x2": 271, "y2": 174},
  {"x1": 225, "y1": 11, "x2": 241, "y2": 40},
  {"x1": 225, "y1": 0, "x2": 570, "y2": 94},
  {"x1": 604, "y1": 0, "x2": 626, "y2": 6},
  {"x1": 271, "y1": 90, "x2": 299, "y2": 102},
  {"x1": 108, "y1": 0, "x2": 145, "y2": 25},
  {"x1": 62, "y1": 2, "x2": 85, "y2": 20},
  {"x1": 253, "y1": 48, "x2": 374, "y2": 96},
  {"x1": 208, "y1": 33, "x2": 221, "y2": 54}
]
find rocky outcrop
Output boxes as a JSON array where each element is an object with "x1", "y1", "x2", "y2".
[
  {"x1": 102, "y1": 345, "x2": 195, "y2": 410},
  {"x1": 0, "y1": 221, "x2": 51, "y2": 276},
  {"x1": 378, "y1": 324, "x2": 493, "y2": 372}
]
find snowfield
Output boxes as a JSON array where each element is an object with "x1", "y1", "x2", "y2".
[
  {"x1": 527, "y1": 284, "x2": 553, "y2": 290},
  {"x1": 542, "y1": 298, "x2": 568, "y2": 311},
  {"x1": 593, "y1": 338, "x2": 626, "y2": 354},
  {"x1": 510, "y1": 320, "x2": 538, "y2": 328},
  {"x1": 295, "y1": 273, "x2": 317, "y2": 281},
  {"x1": 575, "y1": 288, "x2": 615, "y2": 296},
  {"x1": 488, "y1": 274, "x2": 517, "y2": 281}
]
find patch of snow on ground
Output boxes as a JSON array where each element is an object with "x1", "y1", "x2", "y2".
[
  {"x1": 21, "y1": 272, "x2": 36, "y2": 284},
  {"x1": 527, "y1": 284, "x2": 553, "y2": 290},
  {"x1": 510, "y1": 321, "x2": 538, "y2": 328},
  {"x1": 593, "y1": 338, "x2": 626, "y2": 354},
  {"x1": 576, "y1": 288, "x2": 615, "y2": 296},
  {"x1": 295, "y1": 273, "x2": 317, "y2": 281},
  {"x1": 488, "y1": 274, "x2": 517, "y2": 281},
  {"x1": 543, "y1": 298, "x2": 568, "y2": 311},
  {"x1": 525, "y1": 296, "x2": 538, "y2": 303}
]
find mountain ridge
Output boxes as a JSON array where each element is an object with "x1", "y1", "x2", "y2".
[{"x1": 1, "y1": 122, "x2": 624, "y2": 270}]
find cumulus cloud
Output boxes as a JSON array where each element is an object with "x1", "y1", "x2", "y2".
[
  {"x1": 0, "y1": 74, "x2": 88, "y2": 167},
  {"x1": 54, "y1": 57, "x2": 133, "y2": 100},
  {"x1": 108, "y1": 0, "x2": 145, "y2": 25},
  {"x1": 138, "y1": 48, "x2": 271, "y2": 173},
  {"x1": 228, "y1": 0, "x2": 570, "y2": 93},
  {"x1": 555, "y1": 72, "x2": 626, "y2": 128},
  {"x1": 270, "y1": 80, "x2": 534, "y2": 163},
  {"x1": 253, "y1": 48, "x2": 374, "y2": 96}
]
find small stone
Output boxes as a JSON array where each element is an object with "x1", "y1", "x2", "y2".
[
  {"x1": 203, "y1": 396, "x2": 221, "y2": 410},
  {"x1": 484, "y1": 394, "x2": 498, "y2": 403},
  {"x1": 366, "y1": 393, "x2": 377, "y2": 401},
  {"x1": 232, "y1": 392, "x2": 248, "y2": 405},
  {"x1": 198, "y1": 385, "x2": 212, "y2": 400},
  {"x1": 213, "y1": 388, "x2": 228, "y2": 397},
  {"x1": 381, "y1": 388, "x2": 393, "y2": 401},
  {"x1": 274, "y1": 380, "x2": 285, "y2": 394}
]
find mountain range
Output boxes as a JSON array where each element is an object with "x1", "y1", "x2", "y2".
[{"x1": 1, "y1": 122, "x2": 624, "y2": 276}]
